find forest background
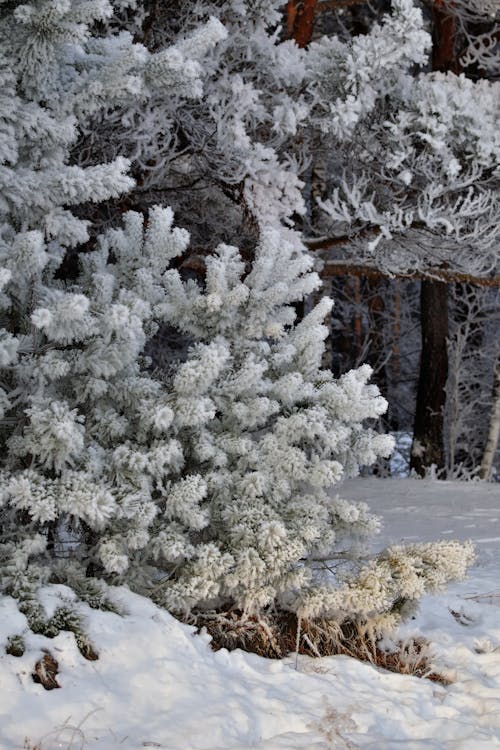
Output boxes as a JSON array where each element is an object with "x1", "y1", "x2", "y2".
[
  {"x1": 0, "y1": 0, "x2": 499, "y2": 667},
  {"x1": 76, "y1": 0, "x2": 500, "y2": 482}
]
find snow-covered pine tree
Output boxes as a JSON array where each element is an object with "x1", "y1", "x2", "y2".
[
  {"x1": 0, "y1": 200, "x2": 474, "y2": 634},
  {"x1": 0, "y1": 0, "x2": 226, "y2": 622},
  {"x1": 308, "y1": 0, "x2": 499, "y2": 279},
  {"x1": 75, "y1": 0, "x2": 310, "y2": 246},
  {"x1": 0, "y1": 0, "x2": 474, "y2": 645}
]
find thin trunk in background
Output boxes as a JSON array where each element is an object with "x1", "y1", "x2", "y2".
[
  {"x1": 353, "y1": 276, "x2": 362, "y2": 361},
  {"x1": 392, "y1": 280, "x2": 401, "y2": 382},
  {"x1": 411, "y1": 280, "x2": 449, "y2": 475},
  {"x1": 366, "y1": 278, "x2": 390, "y2": 407},
  {"x1": 410, "y1": 0, "x2": 456, "y2": 476},
  {"x1": 480, "y1": 355, "x2": 500, "y2": 480},
  {"x1": 432, "y1": 0, "x2": 459, "y2": 73}
]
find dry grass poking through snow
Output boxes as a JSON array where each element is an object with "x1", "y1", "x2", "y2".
[
  {"x1": 195, "y1": 610, "x2": 451, "y2": 684},
  {"x1": 23, "y1": 711, "x2": 94, "y2": 750}
]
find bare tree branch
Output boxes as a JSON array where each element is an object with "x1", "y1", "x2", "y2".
[{"x1": 321, "y1": 261, "x2": 500, "y2": 287}]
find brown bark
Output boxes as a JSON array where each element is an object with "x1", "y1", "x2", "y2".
[
  {"x1": 286, "y1": 0, "x2": 318, "y2": 47},
  {"x1": 285, "y1": 1, "x2": 299, "y2": 38},
  {"x1": 410, "y1": 280, "x2": 449, "y2": 475}
]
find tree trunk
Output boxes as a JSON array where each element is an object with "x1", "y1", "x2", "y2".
[
  {"x1": 410, "y1": 281, "x2": 449, "y2": 476},
  {"x1": 432, "y1": 0, "x2": 458, "y2": 73},
  {"x1": 480, "y1": 355, "x2": 500, "y2": 480},
  {"x1": 286, "y1": 0, "x2": 318, "y2": 47},
  {"x1": 410, "y1": 0, "x2": 457, "y2": 477},
  {"x1": 392, "y1": 280, "x2": 401, "y2": 383}
]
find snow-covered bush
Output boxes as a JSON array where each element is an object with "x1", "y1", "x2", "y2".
[
  {"x1": 0, "y1": 198, "x2": 474, "y2": 630},
  {"x1": 0, "y1": 0, "x2": 475, "y2": 645}
]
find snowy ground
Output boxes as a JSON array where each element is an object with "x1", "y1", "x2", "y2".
[{"x1": 1, "y1": 478, "x2": 499, "y2": 750}]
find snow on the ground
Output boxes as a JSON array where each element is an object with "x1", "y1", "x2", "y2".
[{"x1": 1, "y1": 479, "x2": 499, "y2": 750}]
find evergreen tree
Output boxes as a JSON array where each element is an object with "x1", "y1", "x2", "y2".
[{"x1": 0, "y1": 0, "x2": 474, "y2": 642}]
